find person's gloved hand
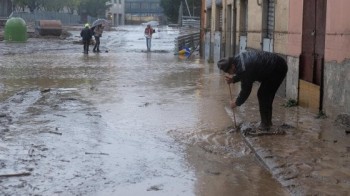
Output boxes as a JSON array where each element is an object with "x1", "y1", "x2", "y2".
[
  {"x1": 225, "y1": 75, "x2": 233, "y2": 84},
  {"x1": 230, "y1": 101, "x2": 237, "y2": 109}
]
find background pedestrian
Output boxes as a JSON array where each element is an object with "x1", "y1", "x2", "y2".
[
  {"x1": 144, "y1": 24, "x2": 155, "y2": 51},
  {"x1": 93, "y1": 24, "x2": 104, "y2": 53},
  {"x1": 80, "y1": 23, "x2": 93, "y2": 54}
]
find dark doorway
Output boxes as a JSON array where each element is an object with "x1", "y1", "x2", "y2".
[{"x1": 299, "y1": 0, "x2": 327, "y2": 112}]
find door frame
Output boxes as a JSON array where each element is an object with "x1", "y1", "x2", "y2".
[{"x1": 299, "y1": 0, "x2": 327, "y2": 112}]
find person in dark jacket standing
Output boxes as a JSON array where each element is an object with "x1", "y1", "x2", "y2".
[
  {"x1": 217, "y1": 51, "x2": 288, "y2": 131},
  {"x1": 80, "y1": 23, "x2": 93, "y2": 54}
]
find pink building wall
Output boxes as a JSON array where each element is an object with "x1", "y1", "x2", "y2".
[
  {"x1": 325, "y1": 0, "x2": 350, "y2": 63},
  {"x1": 323, "y1": 0, "x2": 350, "y2": 116},
  {"x1": 287, "y1": 0, "x2": 303, "y2": 57}
]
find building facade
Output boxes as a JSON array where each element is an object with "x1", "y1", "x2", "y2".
[
  {"x1": 124, "y1": 0, "x2": 164, "y2": 24},
  {"x1": 106, "y1": 0, "x2": 125, "y2": 26},
  {"x1": 0, "y1": 0, "x2": 12, "y2": 18},
  {"x1": 202, "y1": 0, "x2": 350, "y2": 117}
]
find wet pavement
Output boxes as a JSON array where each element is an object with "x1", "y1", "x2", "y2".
[
  {"x1": 0, "y1": 25, "x2": 349, "y2": 195},
  {"x1": 237, "y1": 97, "x2": 350, "y2": 195}
]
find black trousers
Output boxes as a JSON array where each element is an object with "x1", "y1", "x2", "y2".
[
  {"x1": 83, "y1": 39, "x2": 90, "y2": 53},
  {"x1": 257, "y1": 61, "x2": 288, "y2": 127},
  {"x1": 93, "y1": 36, "x2": 100, "y2": 51}
]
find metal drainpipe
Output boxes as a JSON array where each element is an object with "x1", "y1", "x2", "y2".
[
  {"x1": 200, "y1": 0, "x2": 205, "y2": 57},
  {"x1": 222, "y1": 0, "x2": 227, "y2": 58},
  {"x1": 233, "y1": 0, "x2": 237, "y2": 56},
  {"x1": 209, "y1": 0, "x2": 216, "y2": 63}
]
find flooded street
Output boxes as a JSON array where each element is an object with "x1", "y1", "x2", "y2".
[{"x1": 0, "y1": 26, "x2": 288, "y2": 195}]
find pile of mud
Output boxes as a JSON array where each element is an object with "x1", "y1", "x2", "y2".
[
  {"x1": 335, "y1": 114, "x2": 350, "y2": 134},
  {"x1": 335, "y1": 114, "x2": 350, "y2": 127}
]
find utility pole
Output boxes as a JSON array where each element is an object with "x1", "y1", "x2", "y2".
[
  {"x1": 178, "y1": 2, "x2": 183, "y2": 26},
  {"x1": 192, "y1": 1, "x2": 194, "y2": 17},
  {"x1": 184, "y1": 0, "x2": 192, "y2": 17}
]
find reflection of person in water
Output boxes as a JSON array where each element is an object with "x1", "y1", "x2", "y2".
[
  {"x1": 217, "y1": 51, "x2": 288, "y2": 131},
  {"x1": 144, "y1": 24, "x2": 154, "y2": 51}
]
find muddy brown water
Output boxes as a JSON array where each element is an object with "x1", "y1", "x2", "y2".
[{"x1": 0, "y1": 26, "x2": 288, "y2": 195}]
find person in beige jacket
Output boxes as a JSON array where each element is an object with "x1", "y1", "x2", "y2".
[{"x1": 93, "y1": 24, "x2": 104, "y2": 52}]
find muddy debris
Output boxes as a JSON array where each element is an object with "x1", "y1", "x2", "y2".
[
  {"x1": 240, "y1": 123, "x2": 288, "y2": 136},
  {"x1": 147, "y1": 184, "x2": 163, "y2": 191},
  {"x1": 206, "y1": 170, "x2": 221, "y2": 175},
  {"x1": 0, "y1": 172, "x2": 31, "y2": 178},
  {"x1": 335, "y1": 114, "x2": 350, "y2": 135},
  {"x1": 280, "y1": 123, "x2": 295, "y2": 129},
  {"x1": 1, "y1": 128, "x2": 10, "y2": 133},
  {"x1": 139, "y1": 102, "x2": 151, "y2": 107},
  {"x1": 40, "y1": 88, "x2": 51, "y2": 93},
  {"x1": 244, "y1": 128, "x2": 286, "y2": 137},
  {"x1": 85, "y1": 152, "x2": 109, "y2": 156},
  {"x1": 39, "y1": 130, "x2": 62, "y2": 135},
  {"x1": 335, "y1": 113, "x2": 350, "y2": 127}
]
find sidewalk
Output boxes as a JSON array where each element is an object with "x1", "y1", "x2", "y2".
[{"x1": 225, "y1": 85, "x2": 350, "y2": 195}]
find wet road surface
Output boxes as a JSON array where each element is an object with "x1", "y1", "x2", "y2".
[{"x1": 0, "y1": 26, "x2": 288, "y2": 195}]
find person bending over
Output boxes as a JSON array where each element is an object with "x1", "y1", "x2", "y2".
[{"x1": 217, "y1": 50, "x2": 288, "y2": 131}]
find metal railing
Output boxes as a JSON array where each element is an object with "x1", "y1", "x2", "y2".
[
  {"x1": 181, "y1": 16, "x2": 200, "y2": 28},
  {"x1": 175, "y1": 31, "x2": 200, "y2": 52}
]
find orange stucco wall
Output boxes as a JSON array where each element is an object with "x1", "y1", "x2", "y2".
[{"x1": 325, "y1": 0, "x2": 350, "y2": 62}]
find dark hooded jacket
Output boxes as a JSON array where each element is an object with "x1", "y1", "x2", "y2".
[
  {"x1": 80, "y1": 27, "x2": 93, "y2": 41},
  {"x1": 231, "y1": 51, "x2": 287, "y2": 106}
]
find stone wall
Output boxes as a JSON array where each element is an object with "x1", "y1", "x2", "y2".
[
  {"x1": 286, "y1": 56, "x2": 299, "y2": 100},
  {"x1": 323, "y1": 59, "x2": 350, "y2": 116}
]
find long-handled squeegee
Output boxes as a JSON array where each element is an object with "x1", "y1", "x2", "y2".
[{"x1": 228, "y1": 84, "x2": 237, "y2": 128}]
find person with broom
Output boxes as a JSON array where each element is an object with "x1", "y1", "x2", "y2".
[{"x1": 217, "y1": 50, "x2": 288, "y2": 131}]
